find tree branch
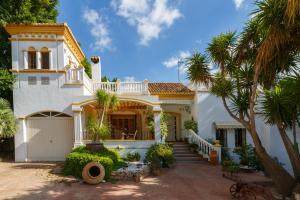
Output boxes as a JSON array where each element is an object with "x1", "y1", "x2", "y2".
[{"x1": 221, "y1": 96, "x2": 249, "y2": 128}]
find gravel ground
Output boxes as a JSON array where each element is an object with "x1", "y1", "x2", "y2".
[{"x1": 0, "y1": 161, "x2": 272, "y2": 200}]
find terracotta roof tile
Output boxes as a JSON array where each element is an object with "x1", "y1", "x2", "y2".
[{"x1": 148, "y1": 83, "x2": 194, "y2": 95}]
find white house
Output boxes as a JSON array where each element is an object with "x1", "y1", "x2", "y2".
[{"x1": 5, "y1": 23, "x2": 298, "y2": 175}]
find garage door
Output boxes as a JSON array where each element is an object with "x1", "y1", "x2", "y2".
[{"x1": 27, "y1": 111, "x2": 74, "y2": 161}]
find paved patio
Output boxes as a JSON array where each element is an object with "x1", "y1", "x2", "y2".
[{"x1": 0, "y1": 161, "x2": 268, "y2": 200}]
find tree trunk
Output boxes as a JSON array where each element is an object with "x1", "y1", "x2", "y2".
[
  {"x1": 292, "y1": 113, "x2": 298, "y2": 152},
  {"x1": 277, "y1": 122, "x2": 300, "y2": 182},
  {"x1": 249, "y1": 125, "x2": 296, "y2": 196},
  {"x1": 248, "y1": 65, "x2": 296, "y2": 195}
]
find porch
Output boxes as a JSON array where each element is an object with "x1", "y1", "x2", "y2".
[{"x1": 72, "y1": 97, "x2": 163, "y2": 148}]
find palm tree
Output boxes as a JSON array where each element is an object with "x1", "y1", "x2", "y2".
[
  {"x1": 86, "y1": 89, "x2": 119, "y2": 143},
  {"x1": 207, "y1": 32, "x2": 236, "y2": 75},
  {"x1": 188, "y1": 33, "x2": 297, "y2": 196},
  {"x1": 0, "y1": 98, "x2": 16, "y2": 138},
  {"x1": 186, "y1": 52, "x2": 211, "y2": 87},
  {"x1": 262, "y1": 82, "x2": 300, "y2": 182},
  {"x1": 95, "y1": 89, "x2": 119, "y2": 127}
]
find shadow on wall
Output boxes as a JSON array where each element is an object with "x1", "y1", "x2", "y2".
[{"x1": 197, "y1": 93, "x2": 233, "y2": 139}]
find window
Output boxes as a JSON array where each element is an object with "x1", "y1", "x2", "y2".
[
  {"x1": 28, "y1": 49, "x2": 36, "y2": 69},
  {"x1": 41, "y1": 48, "x2": 50, "y2": 69},
  {"x1": 30, "y1": 111, "x2": 71, "y2": 118},
  {"x1": 235, "y1": 128, "x2": 246, "y2": 147},
  {"x1": 41, "y1": 76, "x2": 50, "y2": 85},
  {"x1": 216, "y1": 129, "x2": 227, "y2": 147},
  {"x1": 28, "y1": 76, "x2": 37, "y2": 85}
]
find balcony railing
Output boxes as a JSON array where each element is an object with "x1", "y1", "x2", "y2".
[
  {"x1": 93, "y1": 81, "x2": 149, "y2": 94},
  {"x1": 65, "y1": 68, "x2": 149, "y2": 95}
]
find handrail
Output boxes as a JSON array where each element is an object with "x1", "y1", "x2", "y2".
[
  {"x1": 186, "y1": 129, "x2": 221, "y2": 162},
  {"x1": 93, "y1": 81, "x2": 149, "y2": 94}
]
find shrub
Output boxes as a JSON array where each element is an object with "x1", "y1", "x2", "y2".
[
  {"x1": 145, "y1": 144, "x2": 174, "y2": 169},
  {"x1": 189, "y1": 142, "x2": 199, "y2": 152},
  {"x1": 64, "y1": 152, "x2": 114, "y2": 179},
  {"x1": 72, "y1": 146, "x2": 121, "y2": 164},
  {"x1": 126, "y1": 152, "x2": 141, "y2": 162},
  {"x1": 233, "y1": 144, "x2": 264, "y2": 171},
  {"x1": 64, "y1": 146, "x2": 125, "y2": 179},
  {"x1": 222, "y1": 160, "x2": 240, "y2": 174},
  {"x1": 184, "y1": 119, "x2": 198, "y2": 133}
]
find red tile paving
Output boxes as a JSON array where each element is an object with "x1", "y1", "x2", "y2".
[{"x1": 0, "y1": 161, "x2": 270, "y2": 200}]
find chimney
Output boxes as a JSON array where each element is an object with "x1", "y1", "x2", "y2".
[{"x1": 91, "y1": 56, "x2": 101, "y2": 82}]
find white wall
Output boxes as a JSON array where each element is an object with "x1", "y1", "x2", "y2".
[
  {"x1": 194, "y1": 89, "x2": 300, "y2": 175},
  {"x1": 11, "y1": 39, "x2": 64, "y2": 70}
]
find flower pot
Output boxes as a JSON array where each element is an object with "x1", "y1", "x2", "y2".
[
  {"x1": 209, "y1": 150, "x2": 218, "y2": 165},
  {"x1": 86, "y1": 142, "x2": 104, "y2": 152}
]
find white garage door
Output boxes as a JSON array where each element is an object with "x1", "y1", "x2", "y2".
[{"x1": 27, "y1": 112, "x2": 74, "y2": 161}]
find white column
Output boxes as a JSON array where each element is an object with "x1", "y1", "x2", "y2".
[
  {"x1": 15, "y1": 118, "x2": 27, "y2": 162},
  {"x1": 23, "y1": 51, "x2": 28, "y2": 69},
  {"x1": 36, "y1": 51, "x2": 41, "y2": 69},
  {"x1": 154, "y1": 111, "x2": 162, "y2": 143},
  {"x1": 73, "y1": 109, "x2": 83, "y2": 147},
  {"x1": 49, "y1": 51, "x2": 53, "y2": 70}
]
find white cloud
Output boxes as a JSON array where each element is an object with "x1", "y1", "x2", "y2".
[
  {"x1": 163, "y1": 50, "x2": 191, "y2": 74},
  {"x1": 233, "y1": 0, "x2": 245, "y2": 9},
  {"x1": 123, "y1": 76, "x2": 136, "y2": 82},
  {"x1": 82, "y1": 8, "x2": 112, "y2": 51},
  {"x1": 111, "y1": 0, "x2": 182, "y2": 45}
]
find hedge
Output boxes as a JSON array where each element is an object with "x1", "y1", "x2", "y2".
[
  {"x1": 63, "y1": 152, "x2": 114, "y2": 179},
  {"x1": 71, "y1": 146, "x2": 121, "y2": 164},
  {"x1": 63, "y1": 147, "x2": 125, "y2": 180}
]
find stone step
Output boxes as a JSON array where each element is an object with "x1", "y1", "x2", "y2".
[
  {"x1": 173, "y1": 147, "x2": 190, "y2": 149},
  {"x1": 176, "y1": 160, "x2": 204, "y2": 164},
  {"x1": 174, "y1": 153, "x2": 198, "y2": 157},
  {"x1": 175, "y1": 157, "x2": 201, "y2": 161}
]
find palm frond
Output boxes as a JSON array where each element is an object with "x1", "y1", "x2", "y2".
[{"x1": 186, "y1": 52, "x2": 212, "y2": 87}]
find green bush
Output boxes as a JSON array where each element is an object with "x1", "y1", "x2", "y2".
[
  {"x1": 184, "y1": 119, "x2": 198, "y2": 133},
  {"x1": 64, "y1": 146, "x2": 125, "y2": 179},
  {"x1": 222, "y1": 160, "x2": 240, "y2": 174},
  {"x1": 145, "y1": 144, "x2": 174, "y2": 169},
  {"x1": 233, "y1": 144, "x2": 264, "y2": 171},
  {"x1": 126, "y1": 152, "x2": 141, "y2": 162},
  {"x1": 64, "y1": 152, "x2": 114, "y2": 179},
  {"x1": 189, "y1": 142, "x2": 199, "y2": 152},
  {"x1": 72, "y1": 146, "x2": 121, "y2": 164}
]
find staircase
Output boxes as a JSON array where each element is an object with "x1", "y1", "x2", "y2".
[{"x1": 172, "y1": 142, "x2": 204, "y2": 163}]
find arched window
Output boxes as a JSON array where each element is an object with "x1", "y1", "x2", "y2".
[
  {"x1": 29, "y1": 111, "x2": 71, "y2": 118},
  {"x1": 28, "y1": 47, "x2": 36, "y2": 69},
  {"x1": 41, "y1": 47, "x2": 50, "y2": 69}
]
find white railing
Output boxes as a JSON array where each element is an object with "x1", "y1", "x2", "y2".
[
  {"x1": 186, "y1": 129, "x2": 221, "y2": 162},
  {"x1": 65, "y1": 67, "x2": 84, "y2": 84},
  {"x1": 82, "y1": 72, "x2": 93, "y2": 92},
  {"x1": 93, "y1": 81, "x2": 149, "y2": 94}
]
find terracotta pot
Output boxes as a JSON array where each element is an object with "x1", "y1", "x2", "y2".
[
  {"x1": 209, "y1": 150, "x2": 218, "y2": 165},
  {"x1": 82, "y1": 162, "x2": 105, "y2": 185},
  {"x1": 86, "y1": 142, "x2": 104, "y2": 152}
]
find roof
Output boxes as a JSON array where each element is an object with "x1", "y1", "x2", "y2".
[
  {"x1": 148, "y1": 83, "x2": 194, "y2": 95},
  {"x1": 5, "y1": 23, "x2": 85, "y2": 62}
]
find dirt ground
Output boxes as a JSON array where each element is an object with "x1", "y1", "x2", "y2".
[{"x1": 0, "y1": 161, "x2": 271, "y2": 200}]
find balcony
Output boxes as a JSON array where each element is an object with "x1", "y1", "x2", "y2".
[
  {"x1": 65, "y1": 68, "x2": 149, "y2": 95},
  {"x1": 93, "y1": 80, "x2": 149, "y2": 95}
]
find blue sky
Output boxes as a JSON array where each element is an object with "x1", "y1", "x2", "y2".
[{"x1": 58, "y1": 0, "x2": 254, "y2": 83}]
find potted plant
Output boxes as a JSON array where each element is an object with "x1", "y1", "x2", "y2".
[
  {"x1": 86, "y1": 89, "x2": 119, "y2": 152},
  {"x1": 189, "y1": 143, "x2": 199, "y2": 153}
]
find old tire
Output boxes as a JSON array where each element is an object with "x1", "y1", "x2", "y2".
[{"x1": 82, "y1": 162, "x2": 105, "y2": 185}]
